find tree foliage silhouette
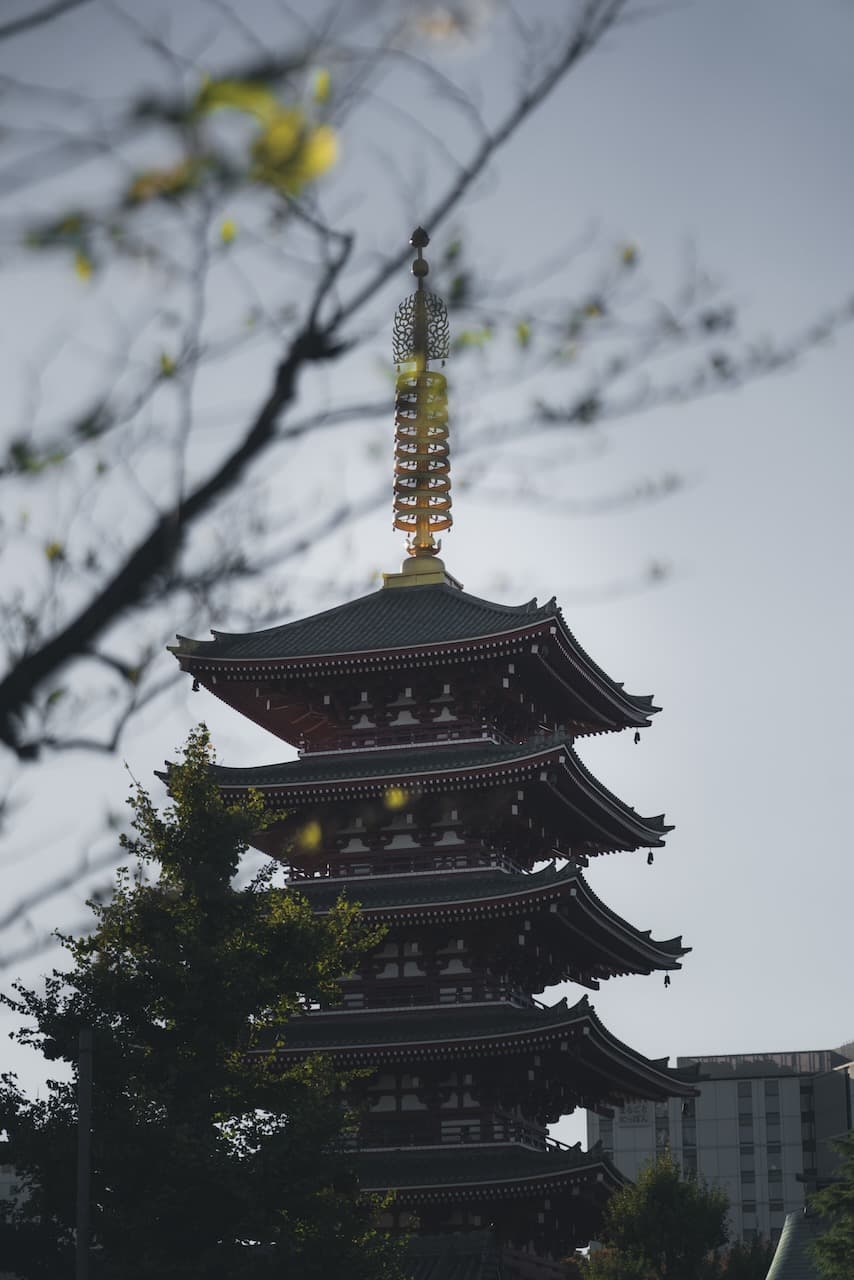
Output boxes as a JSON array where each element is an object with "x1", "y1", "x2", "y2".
[{"x1": 0, "y1": 726, "x2": 403, "y2": 1279}]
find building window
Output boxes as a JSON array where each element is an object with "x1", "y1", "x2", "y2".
[
  {"x1": 765, "y1": 1110, "x2": 781, "y2": 1124},
  {"x1": 770, "y1": 1200, "x2": 784, "y2": 1213},
  {"x1": 740, "y1": 1143, "x2": 754, "y2": 1157},
  {"x1": 742, "y1": 1201, "x2": 756, "y2": 1214},
  {"x1": 768, "y1": 1169, "x2": 782, "y2": 1184},
  {"x1": 741, "y1": 1170, "x2": 755, "y2": 1184},
  {"x1": 764, "y1": 1079, "x2": 779, "y2": 1098},
  {"x1": 767, "y1": 1142, "x2": 781, "y2": 1156},
  {"x1": 682, "y1": 1150, "x2": 698, "y2": 1174},
  {"x1": 738, "y1": 1082, "x2": 752, "y2": 1099}
]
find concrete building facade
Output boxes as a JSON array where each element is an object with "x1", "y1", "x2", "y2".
[{"x1": 586, "y1": 1046, "x2": 853, "y2": 1245}]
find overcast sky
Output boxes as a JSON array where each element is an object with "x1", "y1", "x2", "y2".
[{"x1": 1, "y1": 0, "x2": 852, "y2": 1150}]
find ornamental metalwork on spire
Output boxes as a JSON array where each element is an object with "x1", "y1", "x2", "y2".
[{"x1": 383, "y1": 228, "x2": 461, "y2": 589}]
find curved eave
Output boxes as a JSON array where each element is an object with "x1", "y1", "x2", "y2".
[
  {"x1": 208, "y1": 738, "x2": 671, "y2": 853},
  {"x1": 356, "y1": 1143, "x2": 626, "y2": 1198},
  {"x1": 274, "y1": 995, "x2": 697, "y2": 1101},
  {"x1": 298, "y1": 864, "x2": 688, "y2": 978},
  {"x1": 169, "y1": 594, "x2": 657, "y2": 734}
]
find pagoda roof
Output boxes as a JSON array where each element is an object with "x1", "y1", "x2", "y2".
[
  {"x1": 207, "y1": 734, "x2": 671, "y2": 852},
  {"x1": 766, "y1": 1210, "x2": 824, "y2": 1280},
  {"x1": 403, "y1": 1231, "x2": 502, "y2": 1280},
  {"x1": 295, "y1": 862, "x2": 688, "y2": 982},
  {"x1": 170, "y1": 582, "x2": 658, "y2": 731},
  {"x1": 272, "y1": 994, "x2": 697, "y2": 1102},
  {"x1": 175, "y1": 584, "x2": 558, "y2": 661},
  {"x1": 356, "y1": 1141, "x2": 624, "y2": 1198}
]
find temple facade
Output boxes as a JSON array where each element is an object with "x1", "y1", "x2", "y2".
[{"x1": 171, "y1": 229, "x2": 694, "y2": 1277}]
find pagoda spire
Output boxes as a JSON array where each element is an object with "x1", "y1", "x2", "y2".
[{"x1": 383, "y1": 227, "x2": 462, "y2": 589}]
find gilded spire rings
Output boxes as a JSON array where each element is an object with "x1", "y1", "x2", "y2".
[{"x1": 391, "y1": 228, "x2": 453, "y2": 559}]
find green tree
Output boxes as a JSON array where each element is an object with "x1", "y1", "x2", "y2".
[
  {"x1": 0, "y1": 725, "x2": 403, "y2": 1279},
  {"x1": 586, "y1": 1152, "x2": 729, "y2": 1280},
  {"x1": 718, "y1": 1237, "x2": 775, "y2": 1280},
  {"x1": 810, "y1": 1131, "x2": 854, "y2": 1280}
]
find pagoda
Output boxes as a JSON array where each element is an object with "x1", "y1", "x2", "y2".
[{"x1": 171, "y1": 229, "x2": 695, "y2": 1277}]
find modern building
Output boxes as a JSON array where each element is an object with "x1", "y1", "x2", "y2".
[
  {"x1": 587, "y1": 1045, "x2": 854, "y2": 1246},
  {"x1": 171, "y1": 229, "x2": 696, "y2": 1277}
]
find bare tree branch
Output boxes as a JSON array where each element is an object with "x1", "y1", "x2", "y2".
[{"x1": 0, "y1": 0, "x2": 93, "y2": 42}]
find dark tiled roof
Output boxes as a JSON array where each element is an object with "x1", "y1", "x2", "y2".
[
  {"x1": 274, "y1": 996, "x2": 697, "y2": 1099},
  {"x1": 205, "y1": 735, "x2": 671, "y2": 848},
  {"x1": 171, "y1": 582, "x2": 658, "y2": 726},
  {"x1": 357, "y1": 1142, "x2": 620, "y2": 1193},
  {"x1": 405, "y1": 1232, "x2": 502, "y2": 1280},
  {"x1": 294, "y1": 863, "x2": 688, "y2": 966},
  {"x1": 209, "y1": 736, "x2": 555, "y2": 788},
  {"x1": 278, "y1": 995, "x2": 593, "y2": 1051},
  {"x1": 296, "y1": 863, "x2": 575, "y2": 911},
  {"x1": 766, "y1": 1210, "x2": 824, "y2": 1280},
  {"x1": 174, "y1": 585, "x2": 556, "y2": 661}
]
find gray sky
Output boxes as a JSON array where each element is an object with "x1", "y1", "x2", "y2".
[{"x1": 1, "y1": 0, "x2": 852, "y2": 1148}]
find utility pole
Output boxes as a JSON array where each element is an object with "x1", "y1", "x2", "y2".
[{"x1": 75, "y1": 1026, "x2": 93, "y2": 1280}]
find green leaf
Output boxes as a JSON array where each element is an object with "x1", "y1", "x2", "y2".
[{"x1": 313, "y1": 68, "x2": 332, "y2": 103}]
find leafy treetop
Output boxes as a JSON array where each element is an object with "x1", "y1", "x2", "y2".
[{"x1": 0, "y1": 725, "x2": 403, "y2": 1280}]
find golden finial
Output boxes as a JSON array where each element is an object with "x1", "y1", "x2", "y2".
[{"x1": 384, "y1": 228, "x2": 460, "y2": 589}]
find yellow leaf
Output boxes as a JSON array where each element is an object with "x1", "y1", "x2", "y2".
[
  {"x1": 621, "y1": 243, "x2": 638, "y2": 266},
  {"x1": 220, "y1": 218, "x2": 238, "y2": 244},
  {"x1": 74, "y1": 251, "x2": 93, "y2": 281},
  {"x1": 45, "y1": 540, "x2": 64, "y2": 562},
  {"x1": 126, "y1": 159, "x2": 196, "y2": 205},
  {"x1": 313, "y1": 67, "x2": 331, "y2": 103},
  {"x1": 253, "y1": 118, "x2": 338, "y2": 195},
  {"x1": 383, "y1": 786, "x2": 408, "y2": 812},
  {"x1": 298, "y1": 124, "x2": 337, "y2": 181},
  {"x1": 516, "y1": 320, "x2": 531, "y2": 348},
  {"x1": 295, "y1": 819, "x2": 323, "y2": 852},
  {"x1": 253, "y1": 108, "x2": 304, "y2": 167},
  {"x1": 195, "y1": 78, "x2": 280, "y2": 124},
  {"x1": 159, "y1": 353, "x2": 176, "y2": 377}
]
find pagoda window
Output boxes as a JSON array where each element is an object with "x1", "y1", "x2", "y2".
[
  {"x1": 389, "y1": 709, "x2": 419, "y2": 725},
  {"x1": 339, "y1": 837, "x2": 369, "y2": 853},
  {"x1": 433, "y1": 706, "x2": 457, "y2": 722},
  {"x1": 386, "y1": 834, "x2": 418, "y2": 849}
]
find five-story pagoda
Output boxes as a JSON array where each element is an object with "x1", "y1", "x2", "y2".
[{"x1": 171, "y1": 229, "x2": 694, "y2": 1277}]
